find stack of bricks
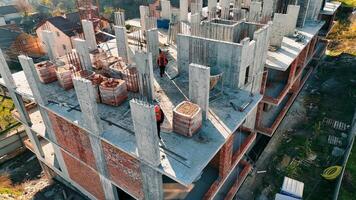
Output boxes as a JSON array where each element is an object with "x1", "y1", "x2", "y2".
[
  {"x1": 99, "y1": 56, "x2": 120, "y2": 69},
  {"x1": 173, "y1": 101, "x2": 202, "y2": 137},
  {"x1": 56, "y1": 64, "x2": 74, "y2": 90},
  {"x1": 35, "y1": 61, "x2": 57, "y2": 83},
  {"x1": 99, "y1": 78, "x2": 128, "y2": 106},
  {"x1": 73, "y1": 70, "x2": 108, "y2": 102},
  {"x1": 122, "y1": 67, "x2": 139, "y2": 93},
  {"x1": 92, "y1": 48, "x2": 108, "y2": 70}
]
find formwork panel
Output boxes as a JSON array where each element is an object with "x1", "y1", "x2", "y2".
[
  {"x1": 48, "y1": 111, "x2": 97, "y2": 170},
  {"x1": 101, "y1": 140, "x2": 144, "y2": 199},
  {"x1": 61, "y1": 150, "x2": 105, "y2": 200}
]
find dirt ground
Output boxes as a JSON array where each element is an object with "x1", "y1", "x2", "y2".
[{"x1": 0, "y1": 150, "x2": 87, "y2": 200}]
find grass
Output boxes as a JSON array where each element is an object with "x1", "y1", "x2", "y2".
[
  {"x1": 0, "y1": 174, "x2": 23, "y2": 197},
  {"x1": 0, "y1": 97, "x2": 18, "y2": 133},
  {"x1": 337, "y1": 0, "x2": 356, "y2": 7},
  {"x1": 327, "y1": 6, "x2": 356, "y2": 56}
]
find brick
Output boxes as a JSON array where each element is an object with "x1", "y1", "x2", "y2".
[
  {"x1": 101, "y1": 140, "x2": 144, "y2": 199},
  {"x1": 61, "y1": 150, "x2": 105, "y2": 200},
  {"x1": 219, "y1": 135, "x2": 234, "y2": 178},
  {"x1": 48, "y1": 111, "x2": 97, "y2": 169}
]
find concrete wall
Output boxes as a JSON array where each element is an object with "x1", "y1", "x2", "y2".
[{"x1": 177, "y1": 34, "x2": 255, "y2": 89}]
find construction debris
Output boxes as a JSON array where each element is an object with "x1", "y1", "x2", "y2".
[{"x1": 173, "y1": 101, "x2": 202, "y2": 137}]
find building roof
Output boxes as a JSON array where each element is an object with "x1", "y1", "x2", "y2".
[
  {"x1": 0, "y1": 24, "x2": 21, "y2": 51},
  {"x1": 65, "y1": 12, "x2": 81, "y2": 26},
  {"x1": 0, "y1": 5, "x2": 19, "y2": 16},
  {"x1": 37, "y1": 15, "x2": 81, "y2": 37}
]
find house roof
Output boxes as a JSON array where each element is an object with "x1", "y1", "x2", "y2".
[
  {"x1": 65, "y1": 12, "x2": 81, "y2": 26},
  {"x1": 37, "y1": 15, "x2": 82, "y2": 37},
  {"x1": 0, "y1": 5, "x2": 19, "y2": 16},
  {"x1": 0, "y1": 24, "x2": 21, "y2": 50}
]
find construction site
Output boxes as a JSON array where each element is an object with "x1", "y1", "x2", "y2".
[{"x1": 0, "y1": 0, "x2": 346, "y2": 199}]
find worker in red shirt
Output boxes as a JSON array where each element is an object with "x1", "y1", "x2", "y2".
[
  {"x1": 157, "y1": 49, "x2": 168, "y2": 77},
  {"x1": 155, "y1": 105, "x2": 165, "y2": 141}
]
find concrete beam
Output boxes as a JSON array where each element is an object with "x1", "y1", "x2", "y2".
[
  {"x1": 42, "y1": 30, "x2": 58, "y2": 61},
  {"x1": 73, "y1": 38, "x2": 93, "y2": 71},
  {"x1": 114, "y1": 11, "x2": 125, "y2": 26},
  {"x1": 140, "y1": 163, "x2": 163, "y2": 200},
  {"x1": 81, "y1": 20, "x2": 97, "y2": 52},
  {"x1": 161, "y1": 0, "x2": 171, "y2": 20},
  {"x1": 146, "y1": 28, "x2": 159, "y2": 66},
  {"x1": 114, "y1": 26, "x2": 130, "y2": 63},
  {"x1": 180, "y1": 0, "x2": 189, "y2": 21},
  {"x1": 189, "y1": 63, "x2": 210, "y2": 120},
  {"x1": 134, "y1": 52, "x2": 155, "y2": 102}
]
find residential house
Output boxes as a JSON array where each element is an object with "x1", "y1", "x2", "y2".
[{"x1": 0, "y1": 5, "x2": 21, "y2": 25}]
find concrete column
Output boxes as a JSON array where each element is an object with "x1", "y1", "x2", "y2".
[
  {"x1": 18, "y1": 55, "x2": 69, "y2": 178},
  {"x1": 130, "y1": 99, "x2": 160, "y2": 166},
  {"x1": 180, "y1": 0, "x2": 189, "y2": 22},
  {"x1": 189, "y1": 63, "x2": 210, "y2": 120},
  {"x1": 140, "y1": 163, "x2": 163, "y2": 200},
  {"x1": 73, "y1": 38, "x2": 92, "y2": 71},
  {"x1": 140, "y1": 6, "x2": 150, "y2": 30},
  {"x1": 134, "y1": 52, "x2": 155, "y2": 102},
  {"x1": 0, "y1": 49, "x2": 44, "y2": 158},
  {"x1": 72, "y1": 77, "x2": 118, "y2": 200},
  {"x1": 270, "y1": 13, "x2": 286, "y2": 48},
  {"x1": 208, "y1": 0, "x2": 217, "y2": 20},
  {"x1": 42, "y1": 30, "x2": 58, "y2": 61},
  {"x1": 161, "y1": 0, "x2": 171, "y2": 20},
  {"x1": 248, "y1": 1, "x2": 262, "y2": 22},
  {"x1": 190, "y1": 13, "x2": 201, "y2": 36},
  {"x1": 114, "y1": 26, "x2": 130, "y2": 63},
  {"x1": 220, "y1": 0, "x2": 230, "y2": 19},
  {"x1": 191, "y1": 0, "x2": 203, "y2": 15},
  {"x1": 146, "y1": 28, "x2": 159, "y2": 66},
  {"x1": 261, "y1": 0, "x2": 274, "y2": 22},
  {"x1": 114, "y1": 10, "x2": 125, "y2": 26},
  {"x1": 81, "y1": 20, "x2": 97, "y2": 52},
  {"x1": 286, "y1": 5, "x2": 300, "y2": 36}
]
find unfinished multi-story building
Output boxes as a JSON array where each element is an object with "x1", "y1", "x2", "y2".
[{"x1": 0, "y1": 0, "x2": 340, "y2": 199}]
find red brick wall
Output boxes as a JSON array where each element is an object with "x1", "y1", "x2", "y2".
[
  {"x1": 48, "y1": 111, "x2": 97, "y2": 170},
  {"x1": 101, "y1": 140, "x2": 144, "y2": 199},
  {"x1": 61, "y1": 150, "x2": 105, "y2": 200}
]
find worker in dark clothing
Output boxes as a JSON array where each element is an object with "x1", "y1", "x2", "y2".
[
  {"x1": 155, "y1": 105, "x2": 165, "y2": 140},
  {"x1": 157, "y1": 49, "x2": 168, "y2": 77}
]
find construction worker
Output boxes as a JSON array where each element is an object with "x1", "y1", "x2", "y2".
[
  {"x1": 157, "y1": 49, "x2": 168, "y2": 77},
  {"x1": 155, "y1": 104, "x2": 165, "y2": 141}
]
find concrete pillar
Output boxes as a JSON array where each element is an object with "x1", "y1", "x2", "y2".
[
  {"x1": 140, "y1": 163, "x2": 163, "y2": 200},
  {"x1": 191, "y1": 0, "x2": 203, "y2": 15},
  {"x1": 130, "y1": 99, "x2": 160, "y2": 166},
  {"x1": 286, "y1": 5, "x2": 300, "y2": 36},
  {"x1": 73, "y1": 38, "x2": 92, "y2": 71},
  {"x1": 18, "y1": 55, "x2": 69, "y2": 178},
  {"x1": 114, "y1": 26, "x2": 130, "y2": 63},
  {"x1": 42, "y1": 30, "x2": 58, "y2": 61},
  {"x1": 114, "y1": 10, "x2": 125, "y2": 26},
  {"x1": 297, "y1": 0, "x2": 310, "y2": 27},
  {"x1": 189, "y1": 63, "x2": 210, "y2": 120},
  {"x1": 134, "y1": 52, "x2": 155, "y2": 102},
  {"x1": 140, "y1": 6, "x2": 150, "y2": 30},
  {"x1": 146, "y1": 28, "x2": 159, "y2": 66},
  {"x1": 81, "y1": 20, "x2": 97, "y2": 52},
  {"x1": 208, "y1": 0, "x2": 217, "y2": 20},
  {"x1": 248, "y1": 1, "x2": 262, "y2": 22},
  {"x1": 190, "y1": 13, "x2": 201, "y2": 36},
  {"x1": 72, "y1": 77, "x2": 118, "y2": 200},
  {"x1": 261, "y1": 0, "x2": 274, "y2": 22},
  {"x1": 180, "y1": 0, "x2": 189, "y2": 22},
  {"x1": 0, "y1": 49, "x2": 44, "y2": 158},
  {"x1": 220, "y1": 0, "x2": 230, "y2": 19},
  {"x1": 306, "y1": 0, "x2": 323, "y2": 21},
  {"x1": 270, "y1": 13, "x2": 286, "y2": 48},
  {"x1": 161, "y1": 0, "x2": 171, "y2": 20},
  {"x1": 219, "y1": 135, "x2": 233, "y2": 178}
]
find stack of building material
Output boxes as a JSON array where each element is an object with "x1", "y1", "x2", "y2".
[
  {"x1": 99, "y1": 78, "x2": 128, "y2": 106},
  {"x1": 56, "y1": 64, "x2": 74, "y2": 90},
  {"x1": 122, "y1": 67, "x2": 139, "y2": 93},
  {"x1": 173, "y1": 101, "x2": 202, "y2": 137},
  {"x1": 35, "y1": 61, "x2": 57, "y2": 83},
  {"x1": 108, "y1": 58, "x2": 128, "y2": 78},
  {"x1": 88, "y1": 73, "x2": 108, "y2": 102},
  {"x1": 92, "y1": 48, "x2": 108, "y2": 70},
  {"x1": 97, "y1": 56, "x2": 120, "y2": 69}
]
